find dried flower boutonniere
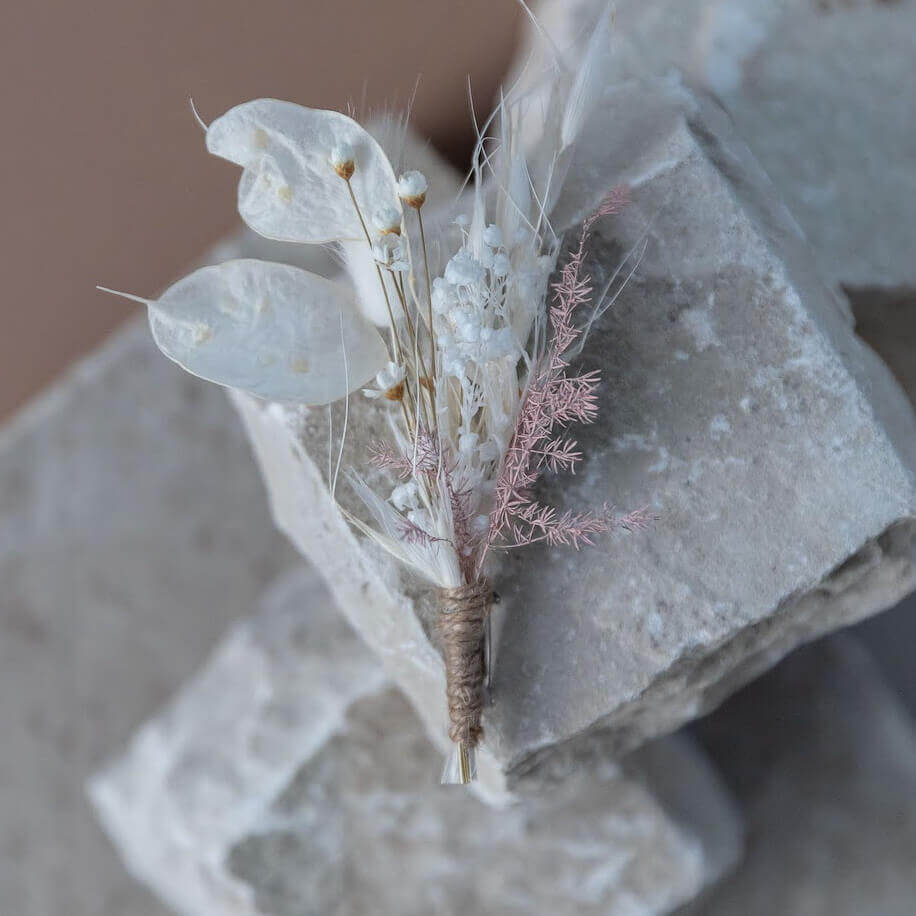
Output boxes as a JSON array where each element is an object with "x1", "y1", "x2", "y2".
[{"x1": 100, "y1": 5, "x2": 649, "y2": 784}]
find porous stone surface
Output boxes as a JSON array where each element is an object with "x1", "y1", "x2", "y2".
[
  {"x1": 233, "y1": 82, "x2": 916, "y2": 788},
  {"x1": 0, "y1": 317, "x2": 299, "y2": 915},
  {"x1": 91, "y1": 565, "x2": 742, "y2": 916},
  {"x1": 680, "y1": 636, "x2": 916, "y2": 916},
  {"x1": 524, "y1": 0, "x2": 916, "y2": 292}
]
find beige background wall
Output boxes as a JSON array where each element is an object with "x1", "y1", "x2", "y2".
[{"x1": 0, "y1": 1, "x2": 522, "y2": 421}]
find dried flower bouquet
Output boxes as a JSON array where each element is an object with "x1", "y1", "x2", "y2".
[{"x1": 101, "y1": 4, "x2": 647, "y2": 783}]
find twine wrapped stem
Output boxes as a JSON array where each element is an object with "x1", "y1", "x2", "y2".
[{"x1": 437, "y1": 579, "x2": 491, "y2": 781}]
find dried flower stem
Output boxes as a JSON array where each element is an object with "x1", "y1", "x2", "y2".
[
  {"x1": 388, "y1": 270, "x2": 434, "y2": 431},
  {"x1": 416, "y1": 208, "x2": 437, "y2": 380},
  {"x1": 342, "y1": 176, "x2": 423, "y2": 434},
  {"x1": 343, "y1": 178, "x2": 404, "y2": 364}
]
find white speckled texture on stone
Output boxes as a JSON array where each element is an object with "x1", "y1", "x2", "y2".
[
  {"x1": 680, "y1": 635, "x2": 916, "y2": 916},
  {"x1": 524, "y1": 0, "x2": 916, "y2": 292},
  {"x1": 91, "y1": 565, "x2": 742, "y2": 916},
  {"x1": 231, "y1": 82, "x2": 916, "y2": 788}
]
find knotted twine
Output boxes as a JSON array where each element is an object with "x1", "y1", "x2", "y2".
[{"x1": 437, "y1": 579, "x2": 492, "y2": 748}]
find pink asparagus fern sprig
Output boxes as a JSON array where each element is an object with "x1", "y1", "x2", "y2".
[
  {"x1": 369, "y1": 431, "x2": 440, "y2": 479},
  {"x1": 372, "y1": 434, "x2": 479, "y2": 579},
  {"x1": 481, "y1": 188, "x2": 638, "y2": 560}
]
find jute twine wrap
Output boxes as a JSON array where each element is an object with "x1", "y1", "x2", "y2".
[{"x1": 437, "y1": 579, "x2": 491, "y2": 748}]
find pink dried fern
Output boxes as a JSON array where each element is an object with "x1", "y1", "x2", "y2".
[
  {"x1": 369, "y1": 431, "x2": 440, "y2": 479},
  {"x1": 481, "y1": 188, "x2": 646, "y2": 562},
  {"x1": 375, "y1": 188, "x2": 648, "y2": 575},
  {"x1": 373, "y1": 433, "x2": 479, "y2": 579}
]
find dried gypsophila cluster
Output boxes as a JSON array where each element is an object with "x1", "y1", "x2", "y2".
[
  {"x1": 368, "y1": 187, "x2": 650, "y2": 568},
  {"x1": 101, "y1": 1, "x2": 649, "y2": 784}
]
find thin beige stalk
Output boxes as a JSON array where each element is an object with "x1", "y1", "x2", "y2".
[
  {"x1": 341, "y1": 176, "x2": 417, "y2": 433},
  {"x1": 390, "y1": 271, "x2": 434, "y2": 432},
  {"x1": 416, "y1": 208, "x2": 436, "y2": 380},
  {"x1": 343, "y1": 179, "x2": 404, "y2": 364}
]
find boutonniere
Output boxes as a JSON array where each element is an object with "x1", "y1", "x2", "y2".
[{"x1": 101, "y1": 6, "x2": 648, "y2": 783}]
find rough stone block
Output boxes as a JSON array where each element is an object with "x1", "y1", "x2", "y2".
[
  {"x1": 90, "y1": 567, "x2": 741, "y2": 916},
  {"x1": 680, "y1": 636, "x2": 916, "y2": 916},
  {"x1": 0, "y1": 317, "x2": 299, "y2": 915},
  {"x1": 232, "y1": 82, "x2": 916, "y2": 788},
  {"x1": 524, "y1": 0, "x2": 916, "y2": 292}
]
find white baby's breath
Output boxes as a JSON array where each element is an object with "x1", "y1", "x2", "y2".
[
  {"x1": 444, "y1": 250, "x2": 487, "y2": 287},
  {"x1": 491, "y1": 252, "x2": 510, "y2": 277},
  {"x1": 372, "y1": 235, "x2": 410, "y2": 273}
]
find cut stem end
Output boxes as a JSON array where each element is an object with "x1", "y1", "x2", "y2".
[{"x1": 458, "y1": 744, "x2": 472, "y2": 785}]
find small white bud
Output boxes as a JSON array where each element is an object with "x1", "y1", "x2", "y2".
[
  {"x1": 363, "y1": 363, "x2": 407, "y2": 401},
  {"x1": 330, "y1": 142, "x2": 354, "y2": 166},
  {"x1": 362, "y1": 361, "x2": 407, "y2": 400},
  {"x1": 482, "y1": 224, "x2": 503, "y2": 248},
  {"x1": 491, "y1": 252, "x2": 510, "y2": 277},
  {"x1": 373, "y1": 205, "x2": 402, "y2": 235},
  {"x1": 445, "y1": 250, "x2": 486, "y2": 287},
  {"x1": 330, "y1": 142, "x2": 355, "y2": 179},
  {"x1": 396, "y1": 170, "x2": 428, "y2": 208},
  {"x1": 372, "y1": 235, "x2": 410, "y2": 272},
  {"x1": 376, "y1": 361, "x2": 407, "y2": 389}
]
